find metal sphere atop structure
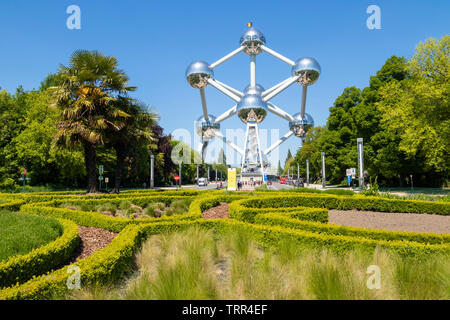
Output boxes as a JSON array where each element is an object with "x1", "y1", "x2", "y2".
[
  {"x1": 186, "y1": 61, "x2": 213, "y2": 89},
  {"x1": 292, "y1": 57, "x2": 321, "y2": 86},
  {"x1": 195, "y1": 114, "x2": 220, "y2": 141},
  {"x1": 237, "y1": 94, "x2": 268, "y2": 124},
  {"x1": 289, "y1": 112, "x2": 315, "y2": 138},
  {"x1": 240, "y1": 28, "x2": 266, "y2": 55}
]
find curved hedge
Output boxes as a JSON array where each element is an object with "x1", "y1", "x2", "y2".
[
  {"x1": 0, "y1": 199, "x2": 26, "y2": 211},
  {"x1": 0, "y1": 218, "x2": 79, "y2": 289},
  {"x1": 1, "y1": 189, "x2": 449, "y2": 300},
  {"x1": 0, "y1": 224, "x2": 145, "y2": 300}
]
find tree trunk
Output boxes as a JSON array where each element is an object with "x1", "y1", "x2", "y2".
[
  {"x1": 83, "y1": 141, "x2": 98, "y2": 193},
  {"x1": 111, "y1": 144, "x2": 127, "y2": 194}
]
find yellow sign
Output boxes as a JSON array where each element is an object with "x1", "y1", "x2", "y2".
[{"x1": 227, "y1": 168, "x2": 237, "y2": 191}]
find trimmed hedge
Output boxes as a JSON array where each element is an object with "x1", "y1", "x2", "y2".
[
  {"x1": 0, "y1": 224, "x2": 145, "y2": 300},
  {"x1": 230, "y1": 196, "x2": 450, "y2": 245},
  {"x1": 20, "y1": 202, "x2": 198, "y2": 234},
  {"x1": 0, "y1": 218, "x2": 79, "y2": 289},
  {"x1": 243, "y1": 194, "x2": 450, "y2": 215},
  {"x1": 0, "y1": 199, "x2": 26, "y2": 211}
]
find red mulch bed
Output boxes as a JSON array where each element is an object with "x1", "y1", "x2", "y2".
[
  {"x1": 69, "y1": 226, "x2": 118, "y2": 262},
  {"x1": 202, "y1": 202, "x2": 229, "y2": 219}
]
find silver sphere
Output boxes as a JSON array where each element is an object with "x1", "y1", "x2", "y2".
[
  {"x1": 292, "y1": 57, "x2": 321, "y2": 86},
  {"x1": 240, "y1": 28, "x2": 266, "y2": 55},
  {"x1": 186, "y1": 61, "x2": 213, "y2": 89},
  {"x1": 243, "y1": 84, "x2": 265, "y2": 95},
  {"x1": 289, "y1": 112, "x2": 314, "y2": 138},
  {"x1": 195, "y1": 114, "x2": 220, "y2": 141},
  {"x1": 237, "y1": 94, "x2": 268, "y2": 124}
]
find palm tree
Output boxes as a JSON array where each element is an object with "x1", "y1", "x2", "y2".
[
  {"x1": 109, "y1": 97, "x2": 158, "y2": 193},
  {"x1": 51, "y1": 50, "x2": 135, "y2": 193}
]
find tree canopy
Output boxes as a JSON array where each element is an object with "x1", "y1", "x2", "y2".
[{"x1": 292, "y1": 36, "x2": 449, "y2": 187}]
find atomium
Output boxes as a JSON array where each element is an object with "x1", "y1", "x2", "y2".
[
  {"x1": 186, "y1": 25, "x2": 321, "y2": 180},
  {"x1": 289, "y1": 112, "x2": 315, "y2": 138},
  {"x1": 240, "y1": 28, "x2": 266, "y2": 55},
  {"x1": 237, "y1": 93, "x2": 268, "y2": 124},
  {"x1": 292, "y1": 57, "x2": 321, "y2": 86},
  {"x1": 195, "y1": 114, "x2": 220, "y2": 141},
  {"x1": 186, "y1": 61, "x2": 213, "y2": 89}
]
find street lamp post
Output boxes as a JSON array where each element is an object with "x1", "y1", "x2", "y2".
[
  {"x1": 150, "y1": 154, "x2": 154, "y2": 189},
  {"x1": 297, "y1": 162, "x2": 299, "y2": 181},
  {"x1": 321, "y1": 152, "x2": 326, "y2": 188},
  {"x1": 179, "y1": 162, "x2": 182, "y2": 188},
  {"x1": 357, "y1": 138, "x2": 364, "y2": 190},
  {"x1": 410, "y1": 174, "x2": 414, "y2": 194},
  {"x1": 306, "y1": 159, "x2": 310, "y2": 186}
]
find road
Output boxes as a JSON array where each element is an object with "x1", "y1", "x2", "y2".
[{"x1": 161, "y1": 182, "x2": 227, "y2": 191}]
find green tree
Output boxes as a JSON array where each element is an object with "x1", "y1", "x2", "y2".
[
  {"x1": 108, "y1": 98, "x2": 158, "y2": 193},
  {"x1": 378, "y1": 36, "x2": 449, "y2": 183},
  {"x1": 277, "y1": 160, "x2": 282, "y2": 175},
  {"x1": 51, "y1": 50, "x2": 135, "y2": 193},
  {"x1": 13, "y1": 90, "x2": 85, "y2": 187}
]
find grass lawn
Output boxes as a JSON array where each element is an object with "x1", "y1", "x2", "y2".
[
  {"x1": 67, "y1": 227, "x2": 450, "y2": 300},
  {"x1": 0, "y1": 211, "x2": 63, "y2": 262}
]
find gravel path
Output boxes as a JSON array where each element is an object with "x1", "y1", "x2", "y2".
[
  {"x1": 202, "y1": 203, "x2": 229, "y2": 219},
  {"x1": 329, "y1": 210, "x2": 450, "y2": 234},
  {"x1": 69, "y1": 226, "x2": 118, "y2": 262}
]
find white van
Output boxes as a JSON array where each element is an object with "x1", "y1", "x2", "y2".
[{"x1": 198, "y1": 177, "x2": 208, "y2": 186}]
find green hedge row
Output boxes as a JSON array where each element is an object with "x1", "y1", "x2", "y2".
[
  {"x1": 0, "y1": 224, "x2": 146, "y2": 300},
  {"x1": 229, "y1": 200, "x2": 328, "y2": 224},
  {"x1": 133, "y1": 218, "x2": 450, "y2": 258},
  {"x1": 230, "y1": 196, "x2": 450, "y2": 244},
  {"x1": 243, "y1": 194, "x2": 450, "y2": 215},
  {"x1": 0, "y1": 218, "x2": 80, "y2": 289},
  {"x1": 50, "y1": 195, "x2": 195, "y2": 208},
  {"x1": 0, "y1": 199, "x2": 25, "y2": 211},
  {"x1": 20, "y1": 201, "x2": 198, "y2": 234}
]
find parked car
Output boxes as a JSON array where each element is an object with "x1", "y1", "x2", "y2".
[
  {"x1": 267, "y1": 181, "x2": 272, "y2": 185},
  {"x1": 198, "y1": 177, "x2": 208, "y2": 186}
]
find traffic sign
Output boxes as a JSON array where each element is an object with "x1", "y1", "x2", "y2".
[
  {"x1": 99, "y1": 165, "x2": 104, "y2": 175},
  {"x1": 174, "y1": 175, "x2": 180, "y2": 181},
  {"x1": 98, "y1": 175, "x2": 104, "y2": 181}
]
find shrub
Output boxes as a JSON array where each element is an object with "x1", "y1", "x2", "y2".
[{"x1": 0, "y1": 179, "x2": 20, "y2": 193}]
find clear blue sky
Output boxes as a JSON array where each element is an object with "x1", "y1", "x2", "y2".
[{"x1": 0, "y1": 1, "x2": 448, "y2": 167}]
